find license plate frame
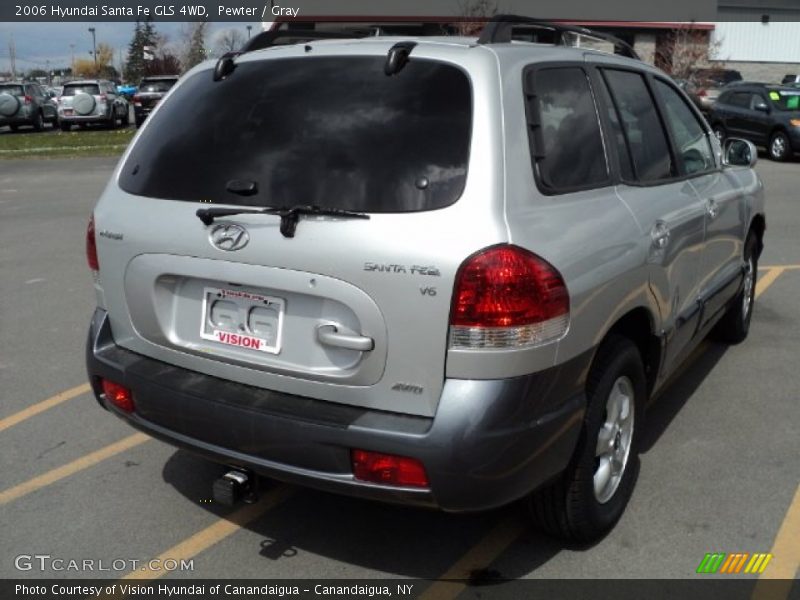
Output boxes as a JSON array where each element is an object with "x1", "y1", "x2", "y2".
[{"x1": 199, "y1": 286, "x2": 284, "y2": 355}]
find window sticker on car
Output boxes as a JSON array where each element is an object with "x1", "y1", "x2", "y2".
[
  {"x1": 787, "y1": 96, "x2": 799, "y2": 109},
  {"x1": 769, "y1": 92, "x2": 780, "y2": 100}
]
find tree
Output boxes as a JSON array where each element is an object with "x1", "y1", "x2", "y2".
[
  {"x1": 214, "y1": 29, "x2": 245, "y2": 57},
  {"x1": 456, "y1": 0, "x2": 497, "y2": 36},
  {"x1": 124, "y1": 17, "x2": 157, "y2": 82},
  {"x1": 654, "y1": 26, "x2": 724, "y2": 81},
  {"x1": 181, "y1": 22, "x2": 208, "y2": 72}
]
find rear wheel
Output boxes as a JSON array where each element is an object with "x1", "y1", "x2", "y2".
[
  {"x1": 32, "y1": 111, "x2": 44, "y2": 131},
  {"x1": 60, "y1": 122, "x2": 71, "y2": 132},
  {"x1": 713, "y1": 233, "x2": 758, "y2": 344},
  {"x1": 9, "y1": 124, "x2": 19, "y2": 132},
  {"x1": 769, "y1": 131, "x2": 791, "y2": 162},
  {"x1": 530, "y1": 335, "x2": 644, "y2": 542}
]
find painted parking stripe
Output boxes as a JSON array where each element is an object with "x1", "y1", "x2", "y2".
[
  {"x1": 752, "y1": 484, "x2": 800, "y2": 600},
  {"x1": 120, "y1": 485, "x2": 294, "y2": 581},
  {"x1": 0, "y1": 383, "x2": 91, "y2": 433},
  {"x1": 418, "y1": 516, "x2": 525, "y2": 600},
  {"x1": 755, "y1": 267, "x2": 785, "y2": 299},
  {"x1": 0, "y1": 433, "x2": 149, "y2": 505}
]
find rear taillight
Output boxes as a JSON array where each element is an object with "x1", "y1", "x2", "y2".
[
  {"x1": 449, "y1": 245, "x2": 569, "y2": 349},
  {"x1": 697, "y1": 89, "x2": 708, "y2": 97},
  {"x1": 352, "y1": 449, "x2": 429, "y2": 488},
  {"x1": 23, "y1": 95, "x2": 32, "y2": 105},
  {"x1": 86, "y1": 215, "x2": 99, "y2": 272},
  {"x1": 99, "y1": 93, "x2": 107, "y2": 102},
  {"x1": 101, "y1": 379, "x2": 134, "y2": 413},
  {"x1": 132, "y1": 95, "x2": 141, "y2": 106}
]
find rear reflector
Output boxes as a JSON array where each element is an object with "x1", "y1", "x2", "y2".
[
  {"x1": 450, "y1": 245, "x2": 569, "y2": 349},
  {"x1": 352, "y1": 449, "x2": 429, "y2": 488},
  {"x1": 86, "y1": 215, "x2": 99, "y2": 272},
  {"x1": 101, "y1": 379, "x2": 134, "y2": 413}
]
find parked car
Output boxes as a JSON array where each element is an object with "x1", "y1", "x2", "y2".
[
  {"x1": 133, "y1": 75, "x2": 179, "y2": 127},
  {"x1": 117, "y1": 83, "x2": 138, "y2": 100},
  {"x1": 0, "y1": 81, "x2": 58, "y2": 131},
  {"x1": 673, "y1": 78, "x2": 705, "y2": 113},
  {"x1": 690, "y1": 68, "x2": 743, "y2": 113},
  {"x1": 58, "y1": 79, "x2": 129, "y2": 131},
  {"x1": 85, "y1": 17, "x2": 765, "y2": 542},
  {"x1": 709, "y1": 83, "x2": 800, "y2": 161},
  {"x1": 781, "y1": 74, "x2": 800, "y2": 85}
]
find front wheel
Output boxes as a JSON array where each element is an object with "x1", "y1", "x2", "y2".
[
  {"x1": 769, "y1": 131, "x2": 791, "y2": 162},
  {"x1": 530, "y1": 335, "x2": 645, "y2": 542},
  {"x1": 713, "y1": 233, "x2": 758, "y2": 344}
]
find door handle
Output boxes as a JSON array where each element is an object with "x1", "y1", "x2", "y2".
[
  {"x1": 316, "y1": 324, "x2": 374, "y2": 352},
  {"x1": 706, "y1": 199, "x2": 719, "y2": 220},
  {"x1": 651, "y1": 221, "x2": 671, "y2": 249}
]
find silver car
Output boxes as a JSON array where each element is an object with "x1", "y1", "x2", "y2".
[
  {"x1": 85, "y1": 17, "x2": 766, "y2": 542},
  {"x1": 58, "y1": 79, "x2": 129, "y2": 131}
]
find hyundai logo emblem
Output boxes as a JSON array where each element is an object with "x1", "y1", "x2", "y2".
[{"x1": 209, "y1": 223, "x2": 249, "y2": 251}]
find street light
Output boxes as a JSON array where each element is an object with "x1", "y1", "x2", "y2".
[{"x1": 88, "y1": 27, "x2": 97, "y2": 65}]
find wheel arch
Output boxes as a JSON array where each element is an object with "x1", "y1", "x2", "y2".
[
  {"x1": 749, "y1": 213, "x2": 766, "y2": 259},
  {"x1": 598, "y1": 307, "x2": 661, "y2": 398}
]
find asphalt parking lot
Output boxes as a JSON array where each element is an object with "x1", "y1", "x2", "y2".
[{"x1": 0, "y1": 156, "x2": 798, "y2": 596}]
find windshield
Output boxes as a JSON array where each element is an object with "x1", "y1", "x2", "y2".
[
  {"x1": 768, "y1": 89, "x2": 800, "y2": 111},
  {"x1": 119, "y1": 56, "x2": 472, "y2": 212},
  {"x1": 62, "y1": 84, "x2": 101, "y2": 96}
]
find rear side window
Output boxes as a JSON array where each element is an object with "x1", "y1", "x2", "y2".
[
  {"x1": 63, "y1": 84, "x2": 101, "y2": 96},
  {"x1": 524, "y1": 66, "x2": 608, "y2": 192},
  {"x1": 654, "y1": 79, "x2": 715, "y2": 175},
  {"x1": 602, "y1": 69, "x2": 674, "y2": 182},
  {"x1": 120, "y1": 57, "x2": 472, "y2": 212},
  {"x1": 728, "y1": 92, "x2": 752, "y2": 108}
]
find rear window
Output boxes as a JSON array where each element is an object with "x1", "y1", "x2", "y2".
[
  {"x1": 63, "y1": 84, "x2": 101, "y2": 96},
  {"x1": 120, "y1": 57, "x2": 472, "y2": 212},
  {"x1": 138, "y1": 79, "x2": 177, "y2": 93},
  {"x1": 0, "y1": 85, "x2": 24, "y2": 96}
]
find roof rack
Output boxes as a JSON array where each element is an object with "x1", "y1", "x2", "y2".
[
  {"x1": 241, "y1": 29, "x2": 370, "y2": 53},
  {"x1": 477, "y1": 15, "x2": 640, "y2": 61}
]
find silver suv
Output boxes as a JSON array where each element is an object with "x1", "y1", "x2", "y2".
[
  {"x1": 85, "y1": 17, "x2": 766, "y2": 541},
  {"x1": 59, "y1": 79, "x2": 129, "y2": 131}
]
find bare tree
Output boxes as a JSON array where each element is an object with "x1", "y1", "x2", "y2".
[
  {"x1": 654, "y1": 26, "x2": 725, "y2": 82},
  {"x1": 214, "y1": 29, "x2": 246, "y2": 57},
  {"x1": 456, "y1": 0, "x2": 497, "y2": 36}
]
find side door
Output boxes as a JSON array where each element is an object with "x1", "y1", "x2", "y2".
[
  {"x1": 596, "y1": 68, "x2": 707, "y2": 377},
  {"x1": 725, "y1": 91, "x2": 756, "y2": 138},
  {"x1": 748, "y1": 91, "x2": 772, "y2": 146},
  {"x1": 651, "y1": 77, "x2": 744, "y2": 329}
]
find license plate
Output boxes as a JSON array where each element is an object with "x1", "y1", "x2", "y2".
[
  {"x1": 62, "y1": 109, "x2": 73, "y2": 116},
  {"x1": 200, "y1": 287, "x2": 284, "y2": 354}
]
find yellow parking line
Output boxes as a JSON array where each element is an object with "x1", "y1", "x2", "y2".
[
  {"x1": 760, "y1": 265, "x2": 800, "y2": 270},
  {"x1": 0, "y1": 433, "x2": 149, "y2": 505},
  {"x1": 751, "y1": 484, "x2": 800, "y2": 600},
  {"x1": 121, "y1": 485, "x2": 295, "y2": 581},
  {"x1": 755, "y1": 267, "x2": 784, "y2": 300},
  {"x1": 418, "y1": 515, "x2": 525, "y2": 600},
  {"x1": 0, "y1": 383, "x2": 91, "y2": 433}
]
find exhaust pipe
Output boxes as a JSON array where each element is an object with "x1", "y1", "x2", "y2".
[{"x1": 212, "y1": 469, "x2": 258, "y2": 506}]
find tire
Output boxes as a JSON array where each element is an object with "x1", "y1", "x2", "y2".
[
  {"x1": 32, "y1": 111, "x2": 44, "y2": 132},
  {"x1": 60, "y1": 122, "x2": 71, "y2": 132},
  {"x1": 712, "y1": 123, "x2": 726, "y2": 145},
  {"x1": 713, "y1": 233, "x2": 758, "y2": 344},
  {"x1": 121, "y1": 107, "x2": 130, "y2": 127},
  {"x1": 10, "y1": 124, "x2": 19, "y2": 132},
  {"x1": 135, "y1": 117, "x2": 145, "y2": 129},
  {"x1": 768, "y1": 131, "x2": 791, "y2": 162},
  {"x1": 530, "y1": 335, "x2": 645, "y2": 542}
]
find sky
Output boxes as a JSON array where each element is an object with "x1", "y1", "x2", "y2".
[{"x1": 0, "y1": 21, "x2": 262, "y2": 75}]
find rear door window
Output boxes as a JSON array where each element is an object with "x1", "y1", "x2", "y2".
[
  {"x1": 523, "y1": 66, "x2": 609, "y2": 193},
  {"x1": 602, "y1": 69, "x2": 675, "y2": 183},
  {"x1": 139, "y1": 79, "x2": 177, "y2": 93},
  {"x1": 120, "y1": 57, "x2": 472, "y2": 212},
  {"x1": 0, "y1": 85, "x2": 24, "y2": 96}
]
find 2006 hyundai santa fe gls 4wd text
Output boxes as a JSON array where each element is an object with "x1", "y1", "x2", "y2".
[{"x1": 86, "y1": 17, "x2": 766, "y2": 542}]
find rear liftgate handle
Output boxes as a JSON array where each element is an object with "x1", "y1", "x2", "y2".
[{"x1": 316, "y1": 324, "x2": 374, "y2": 352}]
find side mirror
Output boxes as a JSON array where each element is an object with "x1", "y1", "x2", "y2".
[
  {"x1": 754, "y1": 101, "x2": 769, "y2": 112},
  {"x1": 722, "y1": 138, "x2": 757, "y2": 168}
]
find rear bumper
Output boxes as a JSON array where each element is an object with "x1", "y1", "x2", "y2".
[{"x1": 86, "y1": 308, "x2": 587, "y2": 512}]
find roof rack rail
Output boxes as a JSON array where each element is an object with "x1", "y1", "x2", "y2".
[
  {"x1": 477, "y1": 14, "x2": 640, "y2": 61},
  {"x1": 241, "y1": 29, "x2": 371, "y2": 53}
]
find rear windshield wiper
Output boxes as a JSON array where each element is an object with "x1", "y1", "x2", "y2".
[{"x1": 196, "y1": 205, "x2": 370, "y2": 238}]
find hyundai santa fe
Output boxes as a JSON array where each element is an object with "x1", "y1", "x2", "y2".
[{"x1": 85, "y1": 16, "x2": 766, "y2": 542}]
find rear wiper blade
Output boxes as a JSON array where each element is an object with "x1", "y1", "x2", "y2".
[{"x1": 196, "y1": 205, "x2": 370, "y2": 238}]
